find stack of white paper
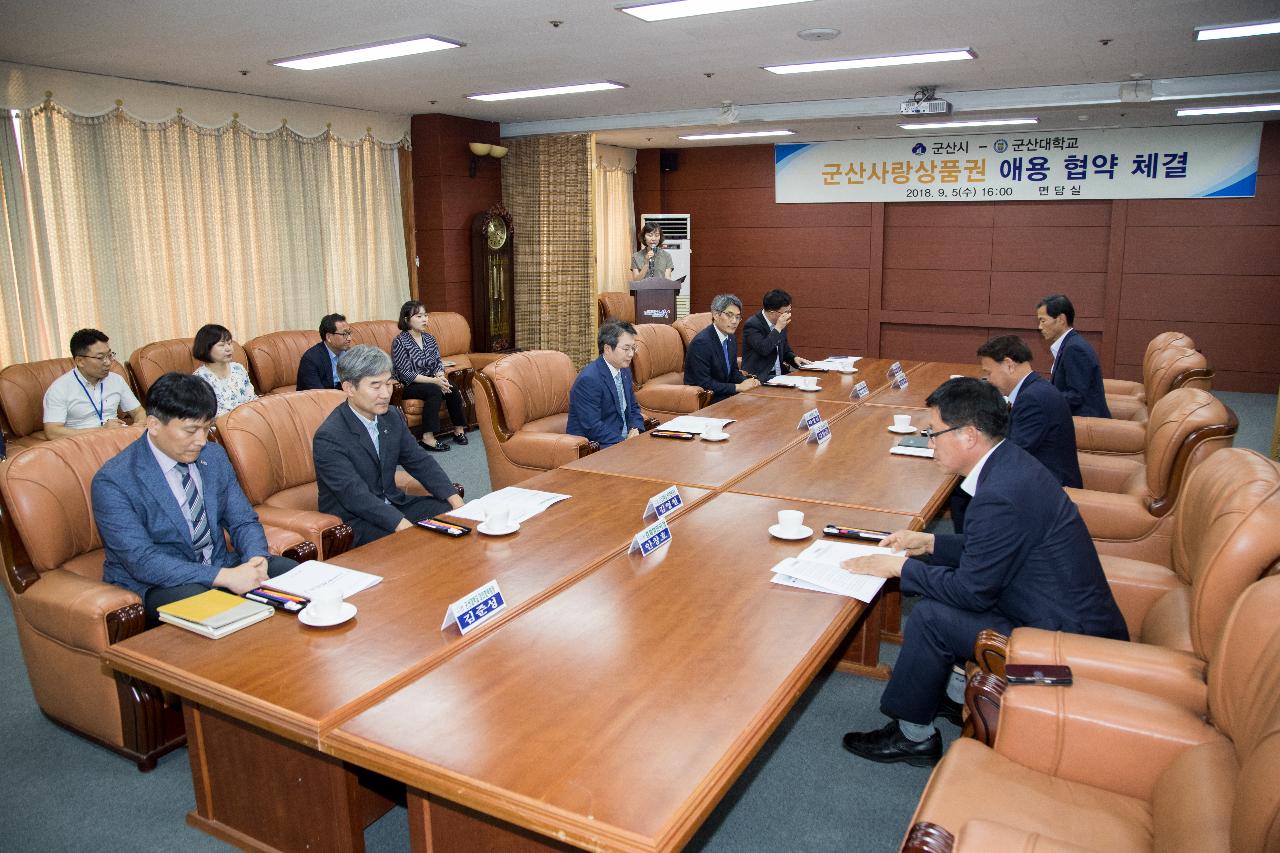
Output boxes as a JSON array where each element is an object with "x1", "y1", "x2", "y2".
[
  {"x1": 265, "y1": 561, "x2": 383, "y2": 600},
  {"x1": 805, "y1": 356, "x2": 862, "y2": 372},
  {"x1": 659, "y1": 415, "x2": 736, "y2": 435},
  {"x1": 447, "y1": 486, "x2": 571, "y2": 524},
  {"x1": 769, "y1": 539, "x2": 896, "y2": 603},
  {"x1": 766, "y1": 375, "x2": 814, "y2": 388}
]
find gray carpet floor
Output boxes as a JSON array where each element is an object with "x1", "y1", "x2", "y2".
[{"x1": 1, "y1": 389, "x2": 1274, "y2": 852}]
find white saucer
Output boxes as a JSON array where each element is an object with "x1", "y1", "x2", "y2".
[
  {"x1": 887, "y1": 425, "x2": 917, "y2": 434},
  {"x1": 701, "y1": 432, "x2": 730, "y2": 442},
  {"x1": 838, "y1": 368, "x2": 858, "y2": 375},
  {"x1": 769, "y1": 523, "x2": 813, "y2": 541},
  {"x1": 298, "y1": 601, "x2": 356, "y2": 628},
  {"x1": 799, "y1": 385, "x2": 821, "y2": 392},
  {"x1": 478, "y1": 520, "x2": 520, "y2": 536}
]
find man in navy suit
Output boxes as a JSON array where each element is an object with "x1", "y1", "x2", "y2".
[
  {"x1": 740, "y1": 289, "x2": 813, "y2": 381},
  {"x1": 567, "y1": 320, "x2": 646, "y2": 448},
  {"x1": 683, "y1": 294, "x2": 760, "y2": 403},
  {"x1": 977, "y1": 335, "x2": 1082, "y2": 488},
  {"x1": 93, "y1": 372, "x2": 296, "y2": 620},
  {"x1": 296, "y1": 313, "x2": 352, "y2": 391},
  {"x1": 841, "y1": 378, "x2": 1126, "y2": 766},
  {"x1": 313, "y1": 345, "x2": 463, "y2": 546},
  {"x1": 1036, "y1": 294, "x2": 1110, "y2": 418}
]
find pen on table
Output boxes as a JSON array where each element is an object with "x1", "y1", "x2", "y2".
[
  {"x1": 426, "y1": 517, "x2": 469, "y2": 532},
  {"x1": 255, "y1": 587, "x2": 308, "y2": 604}
]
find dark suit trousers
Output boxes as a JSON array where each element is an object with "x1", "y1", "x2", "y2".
[
  {"x1": 879, "y1": 598, "x2": 1015, "y2": 725},
  {"x1": 143, "y1": 555, "x2": 297, "y2": 624},
  {"x1": 401, "y1": 382, "x2": 466, "y2": 434}
]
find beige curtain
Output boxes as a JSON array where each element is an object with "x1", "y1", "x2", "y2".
[
  {"x1": 0, "y1": 100, "x2": 408, "y2": 366},
  {"x1": 593, "y1": 143, "x2": 636, "y2": 296},
  {"x1": 501, "y1": 132, "x2": 596, "y2": 367}
]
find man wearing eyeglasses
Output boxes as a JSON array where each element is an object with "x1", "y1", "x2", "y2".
[
  {"x1": 838, "y1": 377, "x2": 1126, "y2": 768},
  {"x1": 93, "y1": 372, "x2": 295, "y2": 621},
  {"x1": 568, "y1": 320, "x2": 646, "y2": 448},
  {"x1": 683, "y1": 294, "x2": 760, "y2": 403},
  {"x1": 42, "y1": 328, "x2": 146, "y2": 439},
  {"x1": 296, "y1": 313, "x2": 353, "y2": 391}
]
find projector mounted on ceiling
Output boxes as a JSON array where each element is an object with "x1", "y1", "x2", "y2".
[{"x1": 900, "y1": 86, "x2": 951, "y2": 116}]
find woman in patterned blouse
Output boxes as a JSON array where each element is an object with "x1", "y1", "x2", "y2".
[
  {"x1": 192, "y1": 324, "x2": 258, "y2": 416},
  {"x1": 390, "y1": 300, "x2": 467, "y2": 452}
]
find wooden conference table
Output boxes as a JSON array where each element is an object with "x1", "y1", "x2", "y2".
[{"x1": 104, "y1": 359, "x2": 973, "y2": 853}]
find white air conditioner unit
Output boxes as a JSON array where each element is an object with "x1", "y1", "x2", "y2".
[{"x1": 641, "y1": 213, "x2": 690, "y2": 318}]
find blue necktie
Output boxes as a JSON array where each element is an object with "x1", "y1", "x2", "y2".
[
  {"x1": 723, "y1": 337, "x2": 733, "y2": 374},
  {"x1": 613, "y1": 370, "x2": 628, "y2": 440},
  {"x1": 177, "y1": 463, "x2": 212, "y2": 559}
]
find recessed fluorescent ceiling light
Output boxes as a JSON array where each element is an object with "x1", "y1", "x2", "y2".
[
  {"x1": 679, "y1": 130, "x2": 795, "y2": 140},
  {"x1": 765, "y1": 48, "x2": 975, "y2": 75},
  {"x1": 1194, "y1": 20, "x2": 1280, "y2": 40},
  {"x1": 1176, "y1": 103, "x2": 1280, "y2": 116},
  {"x1": 468, "y1": 82, "x2": 625, "y2": 102},
  {"x1": 273, "y1": 35, "x2": 461, "y2": 70},
  {"x1": 899, "y1": 118, "x2": 1039, "y2": 130},
  {"x1": 620, "y1": 0, "x2": 817, "y2": 22}
]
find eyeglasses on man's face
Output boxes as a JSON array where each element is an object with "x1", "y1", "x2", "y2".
[
  {"x1": 716, "y1": 310, "x2": 742, "y2": 322},
  {"x1": 921, "y1": 424, "x2": 963, "y2": 441},
  {"x1": 329, "y1": 330, "x2": 353, "y2": 338},
  {"x1": 78, "y1": 351, "x2": 116, "y2": 364},
  {"x1": 614, "y1": 344, "x2": 637, "y2": 355}
]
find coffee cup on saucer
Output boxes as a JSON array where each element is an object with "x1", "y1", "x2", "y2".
[
  {"x1": 893, "y1": 414, "x2": 913, "y2": 430},
  {"x1": 777, "y1": 510, "x2": 804, "y2": 535},
  {"x1": 702, "y1": 430, "x2": 729, "y2": 441},
  {"x1": 485, "y1": 505, "x2": 512, "y2": 531},
  {"x1": 308, "y1": 588, "x2": 343, "y2": 622}
]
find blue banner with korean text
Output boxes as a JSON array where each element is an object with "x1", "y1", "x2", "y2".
[{"x1": 775, "y1": 124, "x2": 1263, "y2": 203}]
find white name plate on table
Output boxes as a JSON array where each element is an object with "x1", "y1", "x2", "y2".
[
  {"x1": 886, "y1": 361, "x2": 909, "y2": 389},
  {"x1": 629, "y1": 518, "x2": 672, "y2": 556},
  {"x1": 643, "y1": 485, "x2": 684, "y2": 520},
  {"x1": 850, "y1": 380, "x2": 871, "y2": 400},
  {"x1": 807, "y1": 420, "x2": 832, "y2": 445},
  {"x1": 797, "y1": 407, "x2": 822, "y2": 430},
  {"x1": 440, "y1": 580, "x2": 506, "y2": 635}
]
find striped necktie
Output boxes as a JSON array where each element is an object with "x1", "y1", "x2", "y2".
[
  {"x1": 613, "y1": 370, "x2": 628, "y2": 440},
  {"x1": 177, "y1": 463, "x2": 213, "y2": 558}
]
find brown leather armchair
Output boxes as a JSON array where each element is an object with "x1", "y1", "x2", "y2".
[
  {"x1": 128, "y1": 337, "x2": 253, "y2": 402},
  {"x1": 0, "y1": 357, "x2": 136, "y2": 451},
  {"x1": 976, "y1": 448, "x2": 1280, "y2": 717},
  {"x1": 0, "y1": 428, "x2": 315, "y2": 770},
  {"x1": 1076, "y1": 347, "x2": 1214, "y2": 454},
  {"x1": 902, "y1": 575, "x2": 1280, "y2": 853},
  {"x1": 630, "y1": 323, "x2": 712, "y2": 423},
  {"x1": 242, "y1": 329, "x2": 318, "y2": 394},
  {"x1": 472, "y1": 351, "x2": 600, "y2": 489},
  {"x1": 1103, "y1": 331, "x2": 1194, "y2": 404},
  {"x1": 672, "y1": 312, "x2": 712, "y2": 350},
  {"x1": 1068, "y1": 388, "x2": 1237, "y2": 563},
  {"x1": 597, "y1": 292, "x2": 636, "y2": 326}
]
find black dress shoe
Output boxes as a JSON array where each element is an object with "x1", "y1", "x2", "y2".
[
  {"x1": 842, "y1": 720, "x2": 941, "y2": 767},
  {"x1": 936, "y1": 696, "x2": 964, "y2": 727},
  {"x1": 452, "y1": 431, "x2": 469, "y2": 446},
  {"x1": 420, "y1": 439, "x2": 450, "y2": 452}
]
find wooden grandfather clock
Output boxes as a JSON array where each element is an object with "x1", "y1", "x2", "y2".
[{"x1": 471, "y1": 203, "x2": 515, "y2": 352}]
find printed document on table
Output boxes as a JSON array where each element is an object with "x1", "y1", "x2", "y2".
[
  {"x1": 805, "y1": 356, "x2": 863, "y2": 371},
  {"x1": 770, "y1": 557, "x2": 886, "y2": 603},
  {"x1": 771, "y1": 572, "x2": 840, "y2": 594},
  {"x1": 447, "y1": 486, "x2": 571, "y2": 524},
  {"x1": 264, "y1": 561, "x2": 382, "y2": 600},
  {"x1": 659, "y1": 415, "x2": 736, "y2": 435},
  {"x1": 766, "y1": 375, "x2": 810, "y2": 387}
]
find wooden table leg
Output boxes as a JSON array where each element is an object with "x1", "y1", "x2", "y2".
[
  {"x1": 408, "y1": 790, "x2": 576, "y2": 852},
  {"x1": 834, "y1": 597, "x2": 892, "y2": 680},
  {"x1": 184, "y1": 704, "x2": 393, "y2": 853}
]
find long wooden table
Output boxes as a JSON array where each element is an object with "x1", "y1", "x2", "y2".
[{"x1": 104, "y1": 362, "x2": 972, "y2": 853}]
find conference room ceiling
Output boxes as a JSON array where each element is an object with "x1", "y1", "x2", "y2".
[{"x1": 2, "y1": 0, "x2": 1279, "y2": 147}]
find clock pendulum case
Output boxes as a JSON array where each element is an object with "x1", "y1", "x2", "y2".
[{"x1": 471, "y1": 203, "x2": 515, "y2": 352}]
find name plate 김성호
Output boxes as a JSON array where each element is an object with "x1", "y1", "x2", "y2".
[
  {"x1": 440, "y1": 579, "x2": 506, "y2": 635},
  {"x1": 629, "y1": 518, "x2": 672, "y2": 556},
  {"x1": 643, "y1": 485, "x2": 684, "y2": 520},
  {"x1": 797, "y1": 407, "x2": 822, "y2": 430},
  {"x1": 850, "y1": 380, "x2": 870, "y2": 400},
  {"x1": 807, "y1": 420, "x2": 833, "y2": 445}
]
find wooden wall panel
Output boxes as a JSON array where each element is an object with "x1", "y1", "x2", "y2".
[
  {"x1": 1123, "y1": 225, "x2": 1280, "y2": 275},
  {"x1": 1119, "y1": 274, "x2": 1280, "y2": 323},
  {"x1": 989, "y1": 271, "x2": 1106, "y2": 319},
  {"x1": 882, "y1": 269, "x2": 989, "y2": 313},
  {"x1": 992, "y1": 226, "x2": 1110, "y2": 272},
  {"x1": 883, "y1": 227, "x2": 993, "y2": 271}
]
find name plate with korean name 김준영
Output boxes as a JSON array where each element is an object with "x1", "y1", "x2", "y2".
[
  {"x1": 807, "y1": 420, "x2": 832, "y2": 445},
  {"x1": 440, "y1": 580, "x2": 506, "y2": 635},
  {"x1": 850, "y1": 380, "x2": 870, "y2": 401},
  {"x1": 643, "y1": 485, "x2": 683, "y2": 520},
  {"x1": 629, "y1": 518, "x2": 672, "y2": 556},
  {"x1": 797, "y1": 408, "x2": 822, "y2": 430}
]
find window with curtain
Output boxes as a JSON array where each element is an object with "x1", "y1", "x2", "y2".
[
  {"x1": 593, "y1": 143, "x2": 636, "y2": 297},
  {"x1": 0, "y1": 100, "x2": 409, "y2": 366}
]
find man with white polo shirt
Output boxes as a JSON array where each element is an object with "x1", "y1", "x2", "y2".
[{"x1": 43, "y1": 328, "x2": 146, "y2": 439}]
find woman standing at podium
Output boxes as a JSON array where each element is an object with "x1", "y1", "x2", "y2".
[{"x1": 630, "y1": 222, "x2": 674, "y2": 280}]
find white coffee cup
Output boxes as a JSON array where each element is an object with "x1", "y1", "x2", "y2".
[
  {"x1": 486, "y1": 504, "x2": 512, "y2": 530},
  {"x1": 309, "y1": 588, "x2": 343, "y2": 621},
  {"x1": 893, "y1": 414, "x2": 913, "y2": 430},
  {"x1": 778, "y1": 509, "x2": 804, "y2": 534},
  {"x1": 839, "y1": 365, "x2": 855, "y2": 374},
  {"x1": 803, "y1": 376, "x2": 818, "y2": 389}
]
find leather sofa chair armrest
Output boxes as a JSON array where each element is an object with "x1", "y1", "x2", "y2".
[
  {"x1": 973, "y1": 629, "x2": 1009, "y2": 678},
  {"x1": 635, "y1": 383, "x2": 709, "y2": 414},
  {"x1": 992, "y1": 677, "x2": 1221, "y2": 801},
  {"x1": 253, "y1": 506, "x2": 353, "y2": 559},
  {"x1": 501, "y1": 431, "x2": 594, "y2": 470},
  {"x1": 466, "y1": 352, "x2": 504, "y2": 371},
  {"x1": 1009, "y1": 627, "x2": 1207, "y2": 714},
  {"x1": 259, "y1": 523, "x2": 318, "y2": 563},
  {"x1": 1074, "y1": 417, "x2": 1146, "y2": 455},
  {"x1": 1066, "y1": 487, "x2": 1158, "y2": 541},
  {"x1": 1077, "y1": 453, "x2": 1144, "y2": 493},
  {"x1": 1106, "y1": 395, "x2": 1147, "y2": 423},
  {"x1": 17, "y1": 568, "x2": 143, "y2": 652},
  {"x1": 964, "y1": 671, "x2": 1006, "y2": 746},
  {"x1": 1104, "y1": 377, "x2": 1144, "y2": 400},
  {"x1": 953, "y1": 820, "x2": 1096, "y2": 853},
  {"x1": 901, "y1": 822, "x2": 955, "y2": 853}
]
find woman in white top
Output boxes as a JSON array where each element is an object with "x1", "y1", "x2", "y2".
[{"x1": 192, "y1": 324, "x2": 258, "y2": 416}]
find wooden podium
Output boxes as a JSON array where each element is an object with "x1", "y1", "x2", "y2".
[{"x1": 630, "y1": 277, "x2": 683, "y2": 325}]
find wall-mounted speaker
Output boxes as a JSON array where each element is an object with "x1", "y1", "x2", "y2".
[{"x1": 660, "y1": 149, "x2": 679, "y2": 172}]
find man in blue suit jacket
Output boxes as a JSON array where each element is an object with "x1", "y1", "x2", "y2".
[
  {"x1": 841, "y1": 378, "x2": 1126, "y2": 766},
  {"x1": 1036, "y1": 294, "x2": 1110, "y2": 418},
  {"x1": 683, "y1": 294, "x2": 760, "y2": 403},
  {"x1": 977, "y1": 335, "x2": 1082, "y2": 488},
  {"x1": 568, "y1": 320, "x2": 646, "y2": 448},
  {"x1": 296, "y1": 312, "x2": 352, "y2": 391},
  {"x1": 94, "y1": 373, "x2": 295, "y2": 620}
]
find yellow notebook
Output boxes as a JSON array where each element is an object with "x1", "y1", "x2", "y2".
[{"x1": 157, "y1": 589, "x2": 273, "y2": 638}]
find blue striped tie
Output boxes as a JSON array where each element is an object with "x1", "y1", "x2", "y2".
[
  {"x1": 613, "y1": 370, "x2": 628, "y2": 440},
  {"x1": 177, "y1": 463, "x2": 213, "y2": 558}
]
